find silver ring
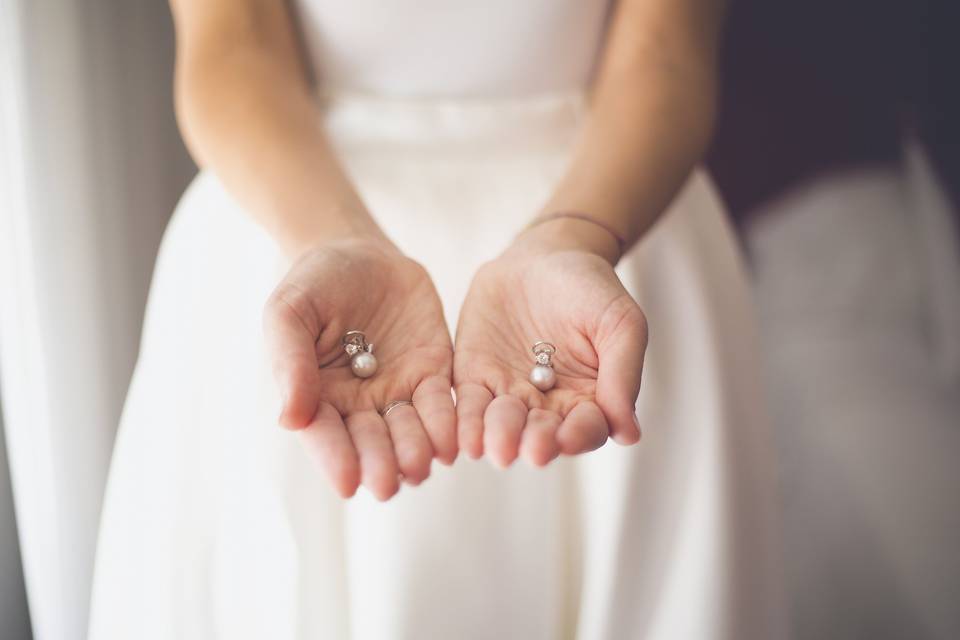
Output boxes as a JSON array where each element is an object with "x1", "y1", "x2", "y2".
[{"x1": 381, "y1": 400, "x2": 413, "y2": 418}]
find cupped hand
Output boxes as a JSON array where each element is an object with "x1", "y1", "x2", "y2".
[
  {"x1": 453, "y1": 230, "x2": 647, "y2": 468},
  {"x1": 264, "y1": 238, "x2": 456, "y2": 500}
]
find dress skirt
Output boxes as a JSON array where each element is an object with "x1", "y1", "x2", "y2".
[{"x1": 89, "y1": 93, "x2": 785, "y2": 639}]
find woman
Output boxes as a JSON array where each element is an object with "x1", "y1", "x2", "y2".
[{"x1": 89, "y1": 0, "x2": 784, "y2": 637}]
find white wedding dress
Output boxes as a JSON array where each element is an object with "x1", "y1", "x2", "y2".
[{"x1": 89, "y1": 1, "x2": 785, "y2": 638}]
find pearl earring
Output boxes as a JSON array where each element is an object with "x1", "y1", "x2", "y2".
[
  {"x1": 342, "y1": 330, "x2": 378, "y2": 378},
  {"x1": 529, "y1": 341, "x2": 557, "y2": 391}
]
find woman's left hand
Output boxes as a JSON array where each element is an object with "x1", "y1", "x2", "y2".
[{"x1": 453, "y1": 224, "x2": 648, "y2": 467}]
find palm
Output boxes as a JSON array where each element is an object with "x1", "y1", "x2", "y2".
[
  {"x1": 307, "y1": 268, "x2": 450, "y2": 414},
  {"x1": 454, "y1": 250, "x2": 646, "y2": 467},
  {"x1": 265, "y1": 240, "x2": 455, "y2": 501}
]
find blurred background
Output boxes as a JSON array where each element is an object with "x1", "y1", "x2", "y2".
[
  {"x1": 1, "y1": 2, "x2": 192, "y2": 638},
  {"x1": 0, "y1": 1, "x2": 957, "y2": 639}
]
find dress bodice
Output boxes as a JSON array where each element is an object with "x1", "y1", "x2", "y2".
[{"x1": 293, "y1": 0, "x2": 611, "y2": 97}]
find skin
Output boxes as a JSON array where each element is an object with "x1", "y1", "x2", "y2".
[{"x1": 170, "y1": 0, "x2": 726, "y2": 500}]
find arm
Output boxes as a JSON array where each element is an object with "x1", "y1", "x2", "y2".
[
  {"x1": 169, "y1": 0, "x2": 385, "y2": 257},
  {"x1": 170, "y1": 1, "x2": 456, "y2": 500},
  {"x1": 521, "y1": 0, "x2": 727, "y2": 264},
  {"x1": 454, "y1": 0, "x2": 728, "y2": 463}
]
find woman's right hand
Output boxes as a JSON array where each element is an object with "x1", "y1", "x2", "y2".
[{"x1": 263, "y1": 238, "x2": 456, "y2": 501}]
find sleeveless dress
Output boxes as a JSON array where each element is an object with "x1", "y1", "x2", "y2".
[{"x1": 89, "y1": 2, "x2": 785, "y2": 638}]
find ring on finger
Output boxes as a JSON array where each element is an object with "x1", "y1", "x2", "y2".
[{"x1": 381, "y1": 399, "x2": 414, "y2": 418}]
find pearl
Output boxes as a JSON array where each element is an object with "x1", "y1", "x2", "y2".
[
  {"x1": 351, "y1": 351, "x2": 378, "y2": 378},
  {"x1": 529, "y1": 364, "x2": 556, "y2": 391}
]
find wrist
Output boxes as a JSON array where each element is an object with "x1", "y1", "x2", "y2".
[
  {"x1": 286, "y1": 230, "x2": 401, "y2": 264},
  {"x1": 508, "y1": 215, "x2": 623, "y2": 265},
  {"x1": 275, "y1": 203, "x2": 395, "y2": 261}
]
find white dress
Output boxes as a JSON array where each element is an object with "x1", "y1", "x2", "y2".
[{"x1": 89, "y1": 2, "x2": 785, "y2": 638}]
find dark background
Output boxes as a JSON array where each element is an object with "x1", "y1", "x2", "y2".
[{"x1": 708, "y1": 0, "x2": 959, "y2": 220}]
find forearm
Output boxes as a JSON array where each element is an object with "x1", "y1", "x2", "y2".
[
  {"x1": 526, "y1": 0, "x2": 724, "y2": 264},
  {"x1": 172, "y1": 3, "x2": 385, "y2": 257}
]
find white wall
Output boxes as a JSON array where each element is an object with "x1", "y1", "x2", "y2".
[{"x1": 0, "y1": 1, "x2": 194, "y2": 637}]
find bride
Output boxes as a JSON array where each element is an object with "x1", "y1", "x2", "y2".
[{"x1": 89, "y1": 0, "x2": 784, "y2": 637}]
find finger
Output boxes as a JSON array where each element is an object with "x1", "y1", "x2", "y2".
[
  {"x1": 413, "y1": 376, "x2": 458, "y2": 465},
  {"x1": 557, "y1": 401, "x2": 609, "y2": 455},
  {"x1": 383, "y1": 404, "x2": 433, "y2": 486},
  {"x1": 483, "y1": 395, "x2": 527, "y2": 468},
  {"x1": 519, "y1": 408, "x2": 562, "y2": 467},
  {"x1": 455, "y1": 383, "x2": 493, "y2": 459},
  {"x1": 345, "y1": 411, "x2": 400, "y2": 501},
  {"x1": 595, "y1": 304, "x2": 647, "y2": 444},
  {"x1": 296, "y1": 402, "x2": 360, "y2": 498},
  {"x1": 263, "y1": 289, "x2": 322, "y2": 430}
]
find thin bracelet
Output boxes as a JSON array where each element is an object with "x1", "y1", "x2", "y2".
[{"x1": 526, "y1": 211, "x2": 627, "y2": 257}]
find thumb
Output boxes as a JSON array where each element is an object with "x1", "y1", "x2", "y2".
[
  {"x1": 594, "y1": 298, "x2": 647, "y2": 444},
  {"x1": 263, "y1": 286, "x2": 323, "y2": 429}
]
